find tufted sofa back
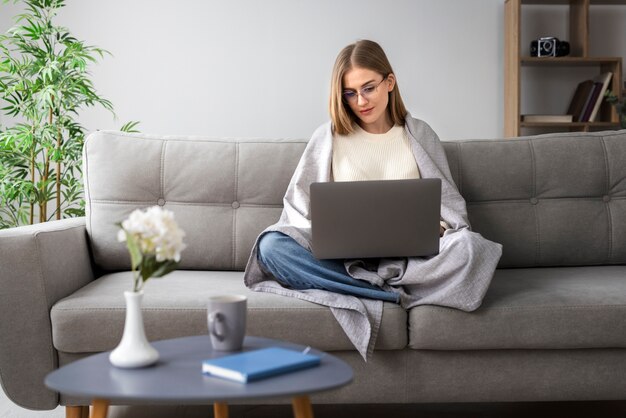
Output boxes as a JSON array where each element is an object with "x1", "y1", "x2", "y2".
[
  {"x1": 84, "y1": 130, "x2": 626, "y2": 271},
  {"x1": 84, "y1": 131, "x2": 307, "y2": 271},
  {"x1": 442, "y1": 130, "x2": 626, "y2": 267}
]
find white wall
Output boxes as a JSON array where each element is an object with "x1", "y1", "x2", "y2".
[
  {"x1": 0, "y1": 0, "x2": 503, "y2": 140},
  {"x1": 0, "y1": 1, "x2": 624, "y2": 141}
]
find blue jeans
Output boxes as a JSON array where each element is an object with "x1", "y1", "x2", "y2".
[{"x1": 257, "y1": 232, "x2": 399, "y2": 303}]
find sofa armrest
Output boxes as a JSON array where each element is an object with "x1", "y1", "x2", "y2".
[{"x1": 0, "y1": 217, "x2": 94, "y2": 410}]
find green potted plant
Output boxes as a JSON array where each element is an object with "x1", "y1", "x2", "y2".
[
  {"x1": 605, "y1": 90, "x2": 626, "y2": 129},
  {"x1": 0, "y1": 0, "x2": 138, "y2": 229}
]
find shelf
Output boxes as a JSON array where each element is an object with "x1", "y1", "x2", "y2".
[
  {"x1": 505, "y1": 0, "x2": 624, "y2": 136},
  {"x1": 521, "y1": 57, "x2": 622, "y2": 66},
  {"x1": 520, "y1": 121, "x2": 620, "y2": 127}
]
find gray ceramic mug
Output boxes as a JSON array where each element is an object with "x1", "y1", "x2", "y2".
[{"x1": 207, "y1": 295, "x2": 247, "y2": 351}]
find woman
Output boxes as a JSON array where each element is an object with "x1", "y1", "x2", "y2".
[{"x1": 244, "y1": 40, "x2": 502, "y2": 358}]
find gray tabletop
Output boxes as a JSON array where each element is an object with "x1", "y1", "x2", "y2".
[{"x1": 45, "y1": 335, "x2": 353, "y2": 404}]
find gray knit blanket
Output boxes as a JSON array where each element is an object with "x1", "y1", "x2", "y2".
[{"x1": 244, "y1": 116, "x2": 503, "y2": 359}]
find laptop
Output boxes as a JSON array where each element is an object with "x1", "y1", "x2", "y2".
[{"x1": 310, "y1": 178, "x2": 442, "y2": 259}]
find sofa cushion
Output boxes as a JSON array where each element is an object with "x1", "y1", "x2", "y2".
[
  {"x1": 51, "y1": 271, "x2": 407, "y2": 353},
  {"x1": 442, "y1": 130, "x2": 626, "y2": 268},
  {"x1": 83, "y1": 131, "x2": 307, "y2": 271},
  {"x1": 409, "y1": 266, "x2": 626, "y2": 350}
]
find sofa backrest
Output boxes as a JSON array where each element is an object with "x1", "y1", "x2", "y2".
[
  {"x1": 85, "y1": 129, "x2": 626, "y2": 271},
  {"x1": 84, "y1": 131, "x2": 306, "y2": 271},
  {"x1": 442, "y1": 130, "x2": 626, "y2": 267}
]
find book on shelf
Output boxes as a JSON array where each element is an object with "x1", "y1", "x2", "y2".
[
  {"x1": 578, "y1": 80, "x2": 599, "y2": 122},
  {"x1": 588, "y1": 72, "x2": 613, "y2": 122},
  {"x1": 522, "y1": 114, "x2": 573, "y2": 123},
  {"x1": 201, "y1": 347, "x2": 321, "y2": 383},
  {"x1": 567, "y1": 79, "x2": 594, "y2": 122},
  {"x1": 580, "y1": 82, "x2": 603, "y2": 122},
  {"x1": 576, "y1": 72, "x2": 613, "y2": 122}
]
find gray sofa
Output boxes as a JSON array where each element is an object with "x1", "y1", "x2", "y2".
[{"x1": 1, "y1": 128, "x2": 626, "y2": 412}]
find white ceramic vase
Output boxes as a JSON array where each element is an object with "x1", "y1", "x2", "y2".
[{"x1": 109, "y1": 290, "x2": 159, "y2": 368}]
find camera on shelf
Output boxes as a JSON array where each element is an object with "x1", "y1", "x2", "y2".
[{"x1": 530, "y1": 37, "x2": 570, "y2": 57}]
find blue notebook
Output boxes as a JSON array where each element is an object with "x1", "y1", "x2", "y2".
[{"x1": 202, "y1": 347, "x2": 321, "y2": 383}]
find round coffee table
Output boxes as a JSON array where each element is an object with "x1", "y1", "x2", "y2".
[{"x1": 45, "y1": 335, "x2": 353, "y2": 418}]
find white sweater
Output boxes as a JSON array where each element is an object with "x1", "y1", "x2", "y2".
[
  {"x1": 332, "y1": 124, "x2": 420, "y2": 181},
  {"x1": 332, "y1": 124, "x2": 448, "y2": 230}
]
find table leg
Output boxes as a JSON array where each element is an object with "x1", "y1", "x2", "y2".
[
  {"x1": 65, "y1": 406, "x2": 88, "y2": 418},
  {"x1": 291, "y1": 395, "x2": 314, "y2": 418},
  {"x1": 213, "y1": 402, "x2": 229, "y2": 418},
  {"x1": 90, "y1": 399, "x2": 109, "y2": 418}
]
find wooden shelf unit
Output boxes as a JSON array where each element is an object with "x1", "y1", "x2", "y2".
[{"x1": 504, "y1": 0, "x2": 625, "y2": 137}]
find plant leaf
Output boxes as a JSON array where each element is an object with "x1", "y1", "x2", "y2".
[
  {"x1": 123, "y1": 231, "x2": 143, "y2": 271},
  {"x1": 151, "y1": 260, "x2": 180, "y2": 278},
  {"x1": 120, "y1": 120, "x2": 140, "y2": 133}
]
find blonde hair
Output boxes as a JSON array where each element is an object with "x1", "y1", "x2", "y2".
[{"x1": 329, "y1": 40, "x2": 407, "y2": 135}]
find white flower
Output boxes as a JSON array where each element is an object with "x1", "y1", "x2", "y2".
[
  {"x1": 118, "y1": 206, "x2": 187, "y2": 262},
  {"x1": 117, "y1": 206, "x2": 186, "y2": 292}
]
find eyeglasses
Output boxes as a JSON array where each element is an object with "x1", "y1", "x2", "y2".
[{"x1": 342, "y1": 77, "x2": 387, "y2": 103}]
